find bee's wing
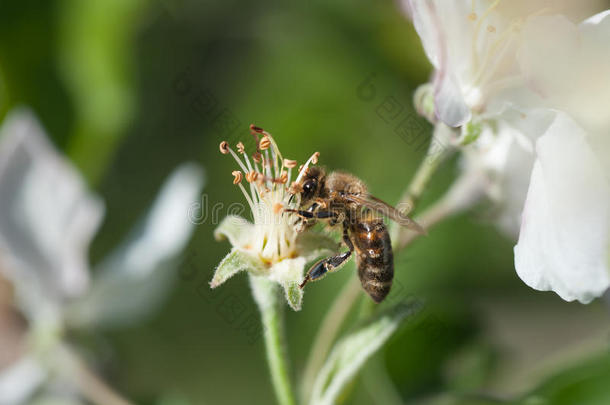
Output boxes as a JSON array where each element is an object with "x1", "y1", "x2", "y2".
[{"x1": 343, "y1": 194, "x2": 427, "y2": 235}]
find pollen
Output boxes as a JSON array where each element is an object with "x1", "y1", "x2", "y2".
[
  {"x1": 487, "y1": 24, "x2": 496, "y2": 33},
  {"x1": 232, "y1": 170, "x2": 243, "y2": 184},
  {"x1": 219, "y1": 141, "x2": 230, "y2": 154},
  {"x1": 468, "y1": 12, "x2": 477, "y2": 21},
  {"x1": 273, "y1": 203, "x2": 283, "y2": 214},
  {"x1": 259, "y1": 136, "x2": 271, "y2": 150},
  {"x1": 236, "y1": 142, "x2": 245, "y2": 154},
  {"x1": 284, "y1": 159, "x2": 297, "y2": 168}
]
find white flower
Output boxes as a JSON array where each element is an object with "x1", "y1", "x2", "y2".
[
  {"x1": 403, "y1": 0, "x2": 604, "y2": 127},
  {"x1": 513, "y1": 11, "x2": 610, "y2": 303},
  {"x1": 405, "y1": 1, "x2": 610, "y2": 303},
  {"x1": 0, "y1": 108, "x2": 204, "y2": 403},
  {"x1": 211, "y1": 126, "x2": 337, "y2": 311}
]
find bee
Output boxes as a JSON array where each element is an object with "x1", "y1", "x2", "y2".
[{"x1": 285, "y1": 167, "x2": 425, "y2": 303}]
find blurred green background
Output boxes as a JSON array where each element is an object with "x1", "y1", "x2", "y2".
[{"x1": 1, "y1": 1, "x2": 610, "y2": 404}]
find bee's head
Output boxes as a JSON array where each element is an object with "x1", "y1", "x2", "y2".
[{"x1": 299, "y1": 166, "x2": 325, "y2": 204}]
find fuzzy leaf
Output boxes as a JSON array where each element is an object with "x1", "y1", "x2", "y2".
[
  {"x1": 210, "y1": 248, "x2": 266, "y2": 288},
  {"x1": 214, "y1": 215, "x2": 252, "y2": 248},
  {"x1": 282, "y1": 281, "x2": 303, "y2": 311},
  {"x1": 309, "y1": 300, "x2": 422, "y2": 405}
]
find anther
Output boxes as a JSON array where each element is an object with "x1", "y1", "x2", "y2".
[
  {"x1": 232, "y1": 170, "x2": 243, "y2": 184},
  {"x1": 250, "y1": 124, "x2": 264, "y2": 133},
  {"x1": 259, "y1": 136, "x2": 271, "y2": 150},
  {"x1": 311, "y1": 152, "x2": 320, "y2": 164},
  {"x1": 236, "y1": 142, "x2": 245, "y2": 154},
  {"x1": 284, "y1": 159, "x2": 297, "y2": 168},
  {"x1": 219, "y1": 141, "x2": 230, "y2": 154},
  {"x1": 252, "y1": 152, "x2": 262, "y2": 163},
  {"x1": 278, "y1": 171, "x2": 288, "y2": 184},
  {"x1": 246, "y1": 171, "x2": 259, "y2": 183}
]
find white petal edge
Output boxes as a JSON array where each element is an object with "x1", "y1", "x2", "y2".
[
  {"x1": 0, "y1": 109, "x2": 103, "y2": 310},
  {"x1": 514, "y1": 112, "x2": 610, "y2": 303}
]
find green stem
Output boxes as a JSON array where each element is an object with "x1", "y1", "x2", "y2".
[
  {"x1": 391, "y1": 126, "x2": 456, "y2": 245},
  {"x1": 250, "y1": 275, "x2": 297, "y2": 405},
  {"x1": 300, "y1": 275, "x2": 362, "y2": 403}
]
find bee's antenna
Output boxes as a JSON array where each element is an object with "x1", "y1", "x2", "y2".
[{"x1": 299, "y1": 275, "x2": 311, "y2": 289}]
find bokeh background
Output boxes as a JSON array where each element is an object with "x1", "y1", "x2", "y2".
[{"x1": 1, "y1": 1, "x2": 610, "y2": 404}]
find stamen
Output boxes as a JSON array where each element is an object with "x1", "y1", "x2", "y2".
[
  {"x1": 246, "y1": 171, "x2": 259, "y2": 183},
  {"x1": 259, "y1": 136, "x2": 271, "y2": 150},
  {"x1": 295, "y1": 151, "x2": 320, "y2": 183},
  {"x1": 278, "y1": 171, "x2": 288, "y2": 184},
  {"x1": 471, "y1": 0, "x2": 501, "y2": 71},
  {"x1": 284, "y1": 159, "x2": 297, "y2": 168},
  {"x1": 219, "y1": 141, "x2": 230, "y2": 154},
  {"x1": 250, "y1": 124, "x2": 264, "y2": 133},
  {"x1": 232, "y1": 170, "x2": 243, "y2": 184},
  {"x1": 252, "y1": 152, "x2": 262, "y2": 163},
  {"x1": 236, "y1": 142, "x2": 245, "y2": 154}
]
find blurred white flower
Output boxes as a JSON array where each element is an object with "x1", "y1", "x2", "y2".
[
  {"x1": 513, "y1": 11, "x2": 610, "y2": 303},
  {"x1": 405, "y1": 1, "x2": 610, "y2": 303},
  {"x1": 403, "y1": 0, "x2": 604, "y2": 127},
  {"x1": 0, "y1": 108, "x2": 204, "y2": 403},
  {"x1": 211, "y1": 126, "x2": 336, "y2": 311}
]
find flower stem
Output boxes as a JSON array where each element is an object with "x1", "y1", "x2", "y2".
[
  {"x1": 250, "y1": 275, "x2": 297, "y2": 405},
  {"x1": 300, "y1": 275, "x2": 362, "y2": 403},
  {"x1": 391, "y1": 125, "x2": 456, "y2": 246}
]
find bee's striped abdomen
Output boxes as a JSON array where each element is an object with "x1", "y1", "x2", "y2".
[{"x1": 351, "y1": 217, "x2": 393, "y2": 303}]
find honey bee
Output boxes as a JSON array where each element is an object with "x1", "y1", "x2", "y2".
[{"x1": 286, "y1": 167, "x2": 425, "y2": 303}]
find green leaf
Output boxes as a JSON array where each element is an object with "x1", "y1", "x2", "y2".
[
  {"x1": 214, "y1": 215, "x2": 252, "y2": 248},
  {"x1": 282, "y1": 281, "x2": 303, "y2": 311},
  {"x1": 210, "y1": 248, "x2": 266, "y2": 288},
  {"x1": 309, "y1": 300, "x2": 422, "y2": 405}
]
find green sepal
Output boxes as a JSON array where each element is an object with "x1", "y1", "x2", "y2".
[{"x1": 210, "y1": 248, "x2": 266, "y2": 288}]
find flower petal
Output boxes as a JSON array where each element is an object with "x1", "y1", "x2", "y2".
[
  {"x1": 66, "y1": 163, "x2": 204, "y2": 328},
  {"x1": 296, "y1": 231, "x2": 339, "y2": 263},
  {"x1": 210, "y1": 248, "x2": 266, "y2": 288},
  {"x1": 0, "y1": 355, "x2": 46, "y2": 405},
  {"x1": 514, "y1": 113, "x2": 610, "y2": 303},
  {"x1": 267, "y1": 257, "x2": 308, "y2": 311},
  {"x1": 518, "y1": 13, "x2": 610, "y2": 132},
  {"x1": 214, "y1": 215, "x2": 253, "y2": 248},
  {"x1": 434, "y1": 72, "x2": 472, "y2": 127},
  {"x1": 0, "y1": 109, "x2": 103, "y2": 317}
]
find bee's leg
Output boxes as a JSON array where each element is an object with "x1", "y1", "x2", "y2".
[
  {"x1": 284, "y1": 209, "x2": 337, "y2": 220},
  {"x1": 299, "y1": 223, "x2": 353, "y2": 289}
]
